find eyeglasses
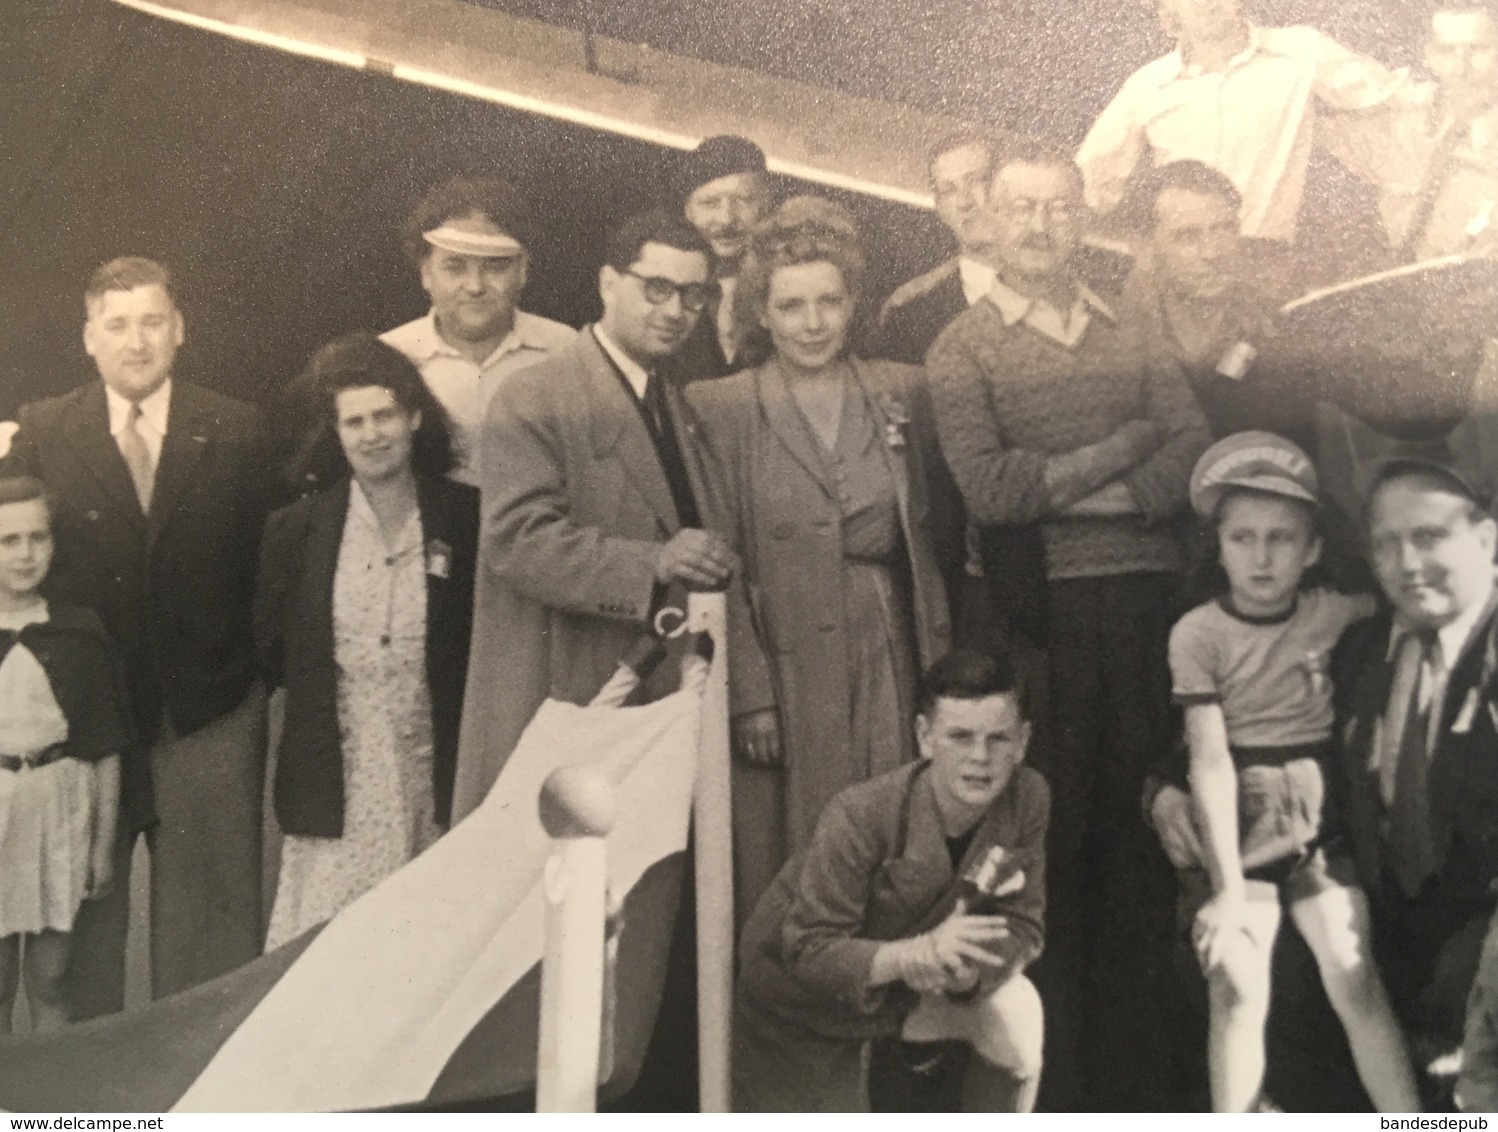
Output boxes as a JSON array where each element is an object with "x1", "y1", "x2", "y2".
[{"x1": 623, "y1": 270, "x2": 717, "y2": 313}]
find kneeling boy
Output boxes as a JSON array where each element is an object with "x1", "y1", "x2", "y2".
[{"x1": 733, "y1": 649, "x2": 1048, "y2": 1112}]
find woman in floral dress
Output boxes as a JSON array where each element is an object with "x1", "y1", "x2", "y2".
[{"x1": 255, "y1": 332, "x2": 477, "y2": 949}]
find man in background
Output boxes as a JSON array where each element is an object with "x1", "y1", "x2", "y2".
[
  {"x1": 382, "y1": 175, "x2": 575, "y2": 487},
  {"x1": 875, "y1": 130, "x2": 1002, "y2": 364},
  {"x1": 668, "y1": 135, "x2": 773, "y2": 383},
  {"x1": 4, "y1": 257, "x2": 269, "y2": 1011}
]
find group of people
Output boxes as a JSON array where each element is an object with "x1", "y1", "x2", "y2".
[{"x1": 2, "y1": 0, "x2": 1498, "y2": 1115}]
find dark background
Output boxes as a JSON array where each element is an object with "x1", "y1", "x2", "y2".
[{"x1": 1, "y1": 0, "x2": 1420, "y2": 419}]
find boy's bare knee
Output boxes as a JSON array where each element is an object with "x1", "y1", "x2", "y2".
[
  {"x1": 973, "y1": 975, "x2": 1044, "y2": 1078},
  {"x1": 1207, "y1": 956, "x2": 1270, "y2": 1016}
]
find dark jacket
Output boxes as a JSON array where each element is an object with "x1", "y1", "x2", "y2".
[
  {"x1": 739, "y1": 760, "x2": 1049, "y2": 1043},
  {"x1": 3, "y1": 379, "x2": 267, "y2": 826},
  {"x1": 663, "y1": 299, "x2": 762, "y2": 387},
  {"x1": 873, "y1": 260, "x2": 968, "y2": 366},
  {"x1": 254, "y1": 475, "x2": 478, "y2": 838},
  {"x1": 1333, "y1": 598, "x2": 1498, "y2": 904}
]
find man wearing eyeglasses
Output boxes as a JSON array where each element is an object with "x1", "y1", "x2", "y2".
[
  {"x1": 927, "y1": 136, "x2": 1209, "y2": 1109},
  {"x1": 451, "y1": 208, "x2": 748, "y2": 821}
]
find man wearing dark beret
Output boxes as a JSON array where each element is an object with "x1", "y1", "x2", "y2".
[{"x1": 667, "y1": 135, "x2": 773, "y2": 385}]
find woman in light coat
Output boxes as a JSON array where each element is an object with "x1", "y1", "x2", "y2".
[{"x1": 687, "y1": 197, "x2": 957, "y2": 923}]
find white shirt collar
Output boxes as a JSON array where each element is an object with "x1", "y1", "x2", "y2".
[
  {"x1": 957, "y1": 257, "x2": 998, "y2": 307},
  {"x1": 985, "y1": 278, "x2": 1114, "y2": 349},
  {"x1": 591, "y1": 325, "x2": 651, "y2": 400},
  {"x1": 396, "y1": 309, "x2": 551, "y2": 369},
  {"x1": 1170, "y1": 24, "x2": 1263, "y2": 80},
  {"x1": 1390, "y1": 576, "x2": 1498, "y2": 666},
  {"x1": 105, "y1": 378, "x2": 172, "y2": 439}
]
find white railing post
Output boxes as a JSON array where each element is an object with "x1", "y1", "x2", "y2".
[
  {"x1": 686, "y1": 591, "x2": 733, "y2": 1113},
  {"x1": 535, "y1": 766, "x2": 617, "y2": 1113}
]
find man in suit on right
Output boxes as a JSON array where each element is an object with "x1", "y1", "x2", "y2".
[
  {"x1": 1336, "y1": 451, "x2": 1498, "y2": 1090},
  {"x1": 1150, "y1": 445, "x2": 1498, "y2": 1106},
  {"x1": 3, "y1": 257, "x2": 269, "y2": 1013}
]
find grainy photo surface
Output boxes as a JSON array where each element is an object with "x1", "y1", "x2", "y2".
[{"x1": 3, "y1": 0, "x2": 1498, "y2": 1115}]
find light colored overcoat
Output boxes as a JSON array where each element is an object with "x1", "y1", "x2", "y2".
[
  {"x1": 687, "y1": 358, "x2": 954, "y2": 908},
  {"x1": 451, "y1": 329, "x2": 773, "y2": 821}
]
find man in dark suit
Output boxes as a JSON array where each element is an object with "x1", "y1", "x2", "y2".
[
  {"x1": 1151, "y1": 446, "x2": 1498, "y2": 1104},
  {"x1": 665, "y1": 135, "x2": 773, "y2": 386},
  {"x1": 1337, "y1": 452, "x2": 1498, "y2": 1083},
  {"x1": 4, "y1": 257, "x2": 269, "y2": 1012}
]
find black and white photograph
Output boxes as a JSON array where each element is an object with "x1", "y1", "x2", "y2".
[{"x1": 2, "y1": 0, "x2": 1498, "y2": 1114}]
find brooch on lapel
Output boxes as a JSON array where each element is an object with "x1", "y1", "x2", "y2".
[
  {"x1": 958, "y1": 844, "x2": 1026, "y2": 914},
  {"x1": 1453, "y1": 687, "x2": 1481, "y2": 734},
  {"x1": 1302, "y1": 649, "x2": 1328, "y2": 696},
  {"x1": 425, "y1": 538, "x2": 452, "y2": 579},
  {"x1": 1215, "y1": 341, "x2": 1258, "y2": 381},
  {"x1": 877, "y1": 393, "x2": 909, "y2": 451}
]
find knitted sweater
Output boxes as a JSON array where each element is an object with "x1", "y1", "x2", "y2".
[{"x1": 927, "y1": 296, "x2": 1208, "y2": 581}]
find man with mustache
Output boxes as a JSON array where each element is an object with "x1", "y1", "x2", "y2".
[
  {"x1": 668, "y1": 135, "x2": 774, "y2": 384},
  {"x1": 926, "y1": 137, "x2": 1210, "y2": 1109},
  {"x1": 2, "y1": 257, "x2": 270, "y2": 1013},
  {"x1": 450, "y1": 209, "x2": 741, "y2": 819},
  {"x1": 381, "y1": 176, "x2": 575, "y2": 488}
]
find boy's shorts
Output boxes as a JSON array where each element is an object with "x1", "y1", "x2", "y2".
[{"x1": 1176, "y1": 844, "x2": 1360, "y2": 931}]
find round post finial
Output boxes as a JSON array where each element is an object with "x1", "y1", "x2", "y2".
[{"x1": 539, "y1": 766, "x2": 618, "y2": 838}]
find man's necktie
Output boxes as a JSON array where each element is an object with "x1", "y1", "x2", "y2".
[
  {"x1": 119, "y1": 403, "x2": 154, "y2": 514},
  {"x1": 642, "y1": 372, "x2": 668, "y2": 439},
  {"x1": 1389, "y1": 628, "x2": 1442, "y2": 897}
]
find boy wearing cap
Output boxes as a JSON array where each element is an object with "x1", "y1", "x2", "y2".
[
  {"x1": 1171, "y1": 431, "x2": 1420, "y2": 1112},
  {"x1": 382, "y1": 175, "x2": 575, "y2": 487}
]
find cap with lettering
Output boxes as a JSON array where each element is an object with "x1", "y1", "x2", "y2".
[{"x1": 1190, "y1": 431, "x2": 1319, "y2": 519}]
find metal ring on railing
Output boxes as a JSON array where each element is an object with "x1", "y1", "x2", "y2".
[{"x1": 653, "y1": 605, "x2": 689, "y2": 639}]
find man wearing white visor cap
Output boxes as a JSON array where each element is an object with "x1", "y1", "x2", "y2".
[{"x1": 382, "y1": 176, "x2": 575, "y2": 487}]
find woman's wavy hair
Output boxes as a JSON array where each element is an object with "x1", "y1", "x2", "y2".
[
  {"x1": 281, "y1": 331, "x2": 454, "y2": 493},
  {"x1": 733, "y1": 195, "x2": 869, "y2": 366}
]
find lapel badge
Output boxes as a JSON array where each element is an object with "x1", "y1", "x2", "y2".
[
  {"x1": 878, "y1": 393, "x2": 909, "y2": 451},
  {"x1": 1215, "y1": 341, "x2": 1257, "y2": 380},
  {"x1": 1303, "y1": 649, "x2": 1328, "y2": 696},
  {"x1": 1453, "y1": 687, "x2": 1480, "y2": 734},
  {"x1": 425, "y1": 538, "x2": 452, "y2": 579}
]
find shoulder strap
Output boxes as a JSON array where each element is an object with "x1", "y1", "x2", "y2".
[
  {"x1": 879, "y1": 260, "x2": 960, "y2": 324},
  {"x1": 891, "y1": 761, "x2": 931, "y2": 860}
]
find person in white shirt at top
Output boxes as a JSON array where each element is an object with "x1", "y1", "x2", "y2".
[
  {"x1": 381, "y1": 176, "x2": 575, "y2": 487},
  {"x1": 1077, "y1": 0, "x2": 1407, "y2": 247}
]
